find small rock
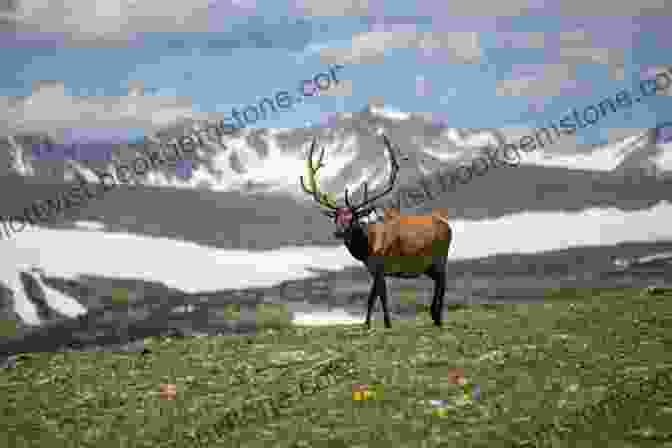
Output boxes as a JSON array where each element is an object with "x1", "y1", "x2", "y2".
[
  {"x1": 162, "y1": 328, "x2": 190, "y2": 339},
  {"x1": 171, "y1": 304, "x2": 196, "y2": 314},
  {"x1": 313, "y1": 279, "x2": 330, "y2": 289}
]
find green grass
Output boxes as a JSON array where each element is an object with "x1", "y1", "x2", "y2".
[
  {"x1": 1, "y1": 287, "x2": 671, "y2": 447},
  {"x1": 255, "y1": 303, "x2": 293, "y2": 330},
  {"x1": 398, "y1": 287, "x2": 428, "y2": 313}
]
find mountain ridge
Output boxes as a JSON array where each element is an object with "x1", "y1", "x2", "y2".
[{"x1": 3, "y1": 106, "x2": 670, "y2": 202}]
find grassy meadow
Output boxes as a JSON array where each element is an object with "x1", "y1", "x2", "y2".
[{"x1": 1, "y1": 287, "x2": 671, "y2": 447}]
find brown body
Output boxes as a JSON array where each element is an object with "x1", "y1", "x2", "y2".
[
  {"x1": 300, "y1": 134, "x2": 453, "y2": 328},
  {"x1": 366, "y1": 207, "x2": 452, "y2": 283},
  {"x1": 368, "y1": 208, "x2": 451, "y2": 258}
]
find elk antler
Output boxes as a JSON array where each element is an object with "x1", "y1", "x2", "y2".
[
  {"x1": 299, "y1": 134, "x2": 400, "y2": 218},
  {"x1": 348, "y1": 133, "x2": 400, "y2": 216},
  {"x1": 300, "y1": 137, "x2": 339, "y2": 215}
]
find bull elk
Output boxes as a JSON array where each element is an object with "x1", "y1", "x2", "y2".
[{"x1": 300, "y1": 134, "x2": 453, "y2": 328}]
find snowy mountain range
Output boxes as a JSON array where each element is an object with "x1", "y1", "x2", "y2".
[{"x1": 3, "y1": 105, "x2": 672, "y2": 197}]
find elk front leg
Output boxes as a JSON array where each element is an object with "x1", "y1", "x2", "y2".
[
  {"x1": 365, "y1": 276, "x2": 379, "y2": 329},
  {"x1": 376, "y1": 275, "x2": 392, "y2": 328}
]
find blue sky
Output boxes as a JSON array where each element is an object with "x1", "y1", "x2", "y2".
[{"x1": 2, "y1": 9, "x2": 671, "y2": 147}]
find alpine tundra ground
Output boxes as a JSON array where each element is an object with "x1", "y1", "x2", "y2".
[{"x1": 1, "y1": 287, "x2": 670, "y2": 447}]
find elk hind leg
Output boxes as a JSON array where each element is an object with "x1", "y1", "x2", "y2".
[
  {"x1": 426, "y1": 258, "x2": 447, "y2": 326},
  {"x1": 432, "y1": 268, "x2": 446, "y2": 327}
]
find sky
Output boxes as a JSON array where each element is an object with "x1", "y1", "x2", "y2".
[{"x1": 1, "y1": 2, "x2": 671, "y2": 150}]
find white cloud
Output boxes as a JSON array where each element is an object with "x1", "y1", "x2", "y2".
[
  {"x1": 297, "y1": 0, "x2": 667, "y2": 16},
  {"x1": 557, "y1": 0, "x2": 667, "y2": 15},
  {"x1": 496, "y1": 27, "x2": 626, "y2": 81},
  {"x1": 558, "y1": 46, "x2": 624, "y2": 68},
  {"x1": 28, "y1": 0, "x2": 204, "y2": 32},
  {"x1": 495, "y1": 64, "x2": 578, "y2": 98},
  {"x1": 319, "y1": 31, "x2": 482, "y2": 65},
  {"x1": 5, "y1": 0, "x2": 252, "y2": 42},
  {"x1": 611, "y1": 66, "x2": 626, "y2": 81},
  {"x1": 0, "y1": 80, "x2": 221, "y2": 137},
  {"x1": 294, "y1": 0, "x2": 376, "y2": 16},
  {"x1": 317, "y1": 79, "x2": 353, "y2": 97},
  {"x1": 640, "y1": 66, "x2": 672, "y2": 96},
  {"x1": 496, "y1": 31, "x2": 546, "y2": 49},
  {"x1": 555, "y1": 26, "x2": 625, "y2": 80},
  {"x1": 6, "y1": 1, "x2": 668, "y2": 44}
]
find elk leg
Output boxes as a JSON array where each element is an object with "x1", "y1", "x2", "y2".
[
  {"x1": 425, "y1": 267, "x2": 438, "y2": 321},
  {"x1": 426, "y1": 260, "x2": 446, "y2": 326},
  {"x1": 365, "y1": 276, "x2": 379, "y2": 328},
  {"x1": 376, "y1": 275, "x2": 392, "y2": 328},
  {"x1": 432, "y1": 269, "x2": 446, "y2": 327}
]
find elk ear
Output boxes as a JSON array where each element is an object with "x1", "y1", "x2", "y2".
[{"x1": 354, "y1": 207, "x2": 376, "y2": 219}]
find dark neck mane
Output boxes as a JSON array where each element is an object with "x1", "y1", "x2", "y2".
[{"x1": 343, "y1": 222, "x2": 369, "y2": 262}]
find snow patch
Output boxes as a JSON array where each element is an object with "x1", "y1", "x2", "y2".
[
  {"x1": 1, "y1": 201, "x2": 670, "y2": 312},
  {"x1": 74, "y1": 221, "x2": 106, "y2": 231},
  {"x1": 25, "y1": 269, "x2": 87, "y2": 318},
  {"x1": 292, "y1": 308, "x2": 363, "y2": 326}
]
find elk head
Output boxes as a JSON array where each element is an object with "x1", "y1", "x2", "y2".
[{"x1": 300, "y1": 134, "x2": 400, "y2": 242}]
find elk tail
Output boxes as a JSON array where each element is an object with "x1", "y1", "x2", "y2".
[{"x1": 431, "y1": 208, "x2": 450, "y2": 225}]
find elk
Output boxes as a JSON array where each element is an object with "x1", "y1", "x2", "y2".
[{"x1": 300, "y1": 134, "x2": 453, "y2": 329}]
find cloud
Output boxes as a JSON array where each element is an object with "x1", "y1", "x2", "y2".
[
  {"x1": 640, "y1": 65, "x2": 672, "y2": 96},
  {"x1": 317, "y1": 79, "x2": 353, "y2": 97},
  {"x1": 8, "y1": 0, "x2": 201, "y2": 38},
  {"x1": 0, "y1": 80, "x2": 221, "y2": 138},
  {"x1": 367, "y1": 96, "x2": 386, "y2": 108},
  {"x1": 611, "y1": 66, "x2": 626, "y2": 81},
  {"x1": 555, "y1": 27, "x2": 626, "y2": 79},
  {"x1": 296, "y1": 0, "x2": 667, "y2": 17},
  {"x1": 415, "y1": 31, "x2": 482, "y2": 64},
  {"x1": 494, "y1": 25, "x2": 627, "y2": 81},
  {"x1": 319, "y1": 30, "x2": 482, "y2": 65},
  {"x1": 295, "y1": 0, "x2": 546, "y2": 16},
  {"x1": 495, "y1": 31, "x2": 546, "y2": 49},
  {"x1": 293, "y1": 0, "x2": 383, "y2": 16},
  {"x1": 557, "y1": 0, "x2": 668, "y2": 15},
  {"x1": 319, "y1": 31, "x2": 414, "y2": 65},
  {"x1": 496, "y1": 64, "x2": 583, "y2": 98},
  {"x1": 2, "y1": 0, "x2": 303, "y2": 46},
  {"x1": 496, "y1": 28, "x2": 625, "y2": 83},
  {"x1": 559, "y1": 46, "x2": 624, "y2": 68}
]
